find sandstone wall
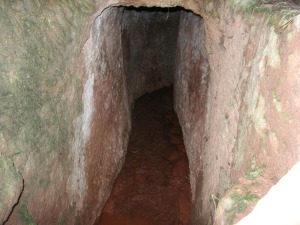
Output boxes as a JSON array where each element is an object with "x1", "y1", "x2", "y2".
[
  {"x1": 77, "y1": 7, "x2": 131, "y2": 224},
  {"x1": 199, "y1": 2, "x2": 300, "y2": 224},
  {"x1": 0, "y1": 1, "x2": 95, "y2": 224},
  {"x1": 173, "y1": 10, "x2": 208, "y2": 224},
  {"x1": 1, "y1": 0, "x2": 300, "y2": 224},
  {"x1": 174, "y1": 1, "x2": 300, "y2": 224},
  {"x1": 0, "y1": 3, "x2": 182, "y2": 224}
]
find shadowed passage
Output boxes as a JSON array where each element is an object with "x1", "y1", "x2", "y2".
[{"x1": 94, "y1": 86, "x2": 192, "y2": 225}]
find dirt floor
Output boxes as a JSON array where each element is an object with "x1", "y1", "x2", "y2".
[{"x1": 93, "y1": 86, "x2": 191, "y2": 225}]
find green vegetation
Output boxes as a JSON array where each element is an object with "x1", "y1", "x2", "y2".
[
  {"x1": 231, "y1": 0, "x2": 300, "y2": 31},
  {"x1": 0, "y1": 0, "x2": 95, "y2": 221},
  {"x1": 225, "y1": 189, "x2": 260, "y2": 225},
  {"x1": 0, "y1": 156, "x2": 23, "y2": 210},
  {"x1": 231, "y1": 0, "x2": 269, "y2": 15},
  {"x1": 272, "y1": 91, "x2": 293, "y2": 123},
  {"x1": 245, "y1": 157, "x2": 264, "y2": 180},
  {"x1": 18, "y1": 204, "x2": 37, "y2": 225},
  {"x1": 0, "y1": 0, "x2": 94, "y2": 165}
]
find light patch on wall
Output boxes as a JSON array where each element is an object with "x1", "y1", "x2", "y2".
[
  {"x1": 272, "y1": 92, "x2": 282, "y2": 114},
  {"x1": 69, "y1": 72, "x2": 94, "y2": 212},
  {"x1": 253, "y1": 95, "x2": 267, "y2": 138},
  {"x1": 201, "y1": 62, "x2": 209, "y2": 84},
  {"x1": 82, "y1": 73, "x2": 95, "y2": 141},
  {"x1": 294, "y1": 14, "x2": 300, "y2": 29},
  {"x1": 268, "y1": 131, "x2": 279, "y2": 155},
  {"x1": 287, "y1": 31, "x2": 294, "y2": 42},
  {"x1": 259, "y1": 27, "x2": 280, "y2": 73},
  {"x1": 67, "y1": 10, "x2": 102, "y2": 211}
]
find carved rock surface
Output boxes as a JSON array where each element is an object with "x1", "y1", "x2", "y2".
[{"x1": 1, "y1": 0, "x2": 300, "y2": 224}]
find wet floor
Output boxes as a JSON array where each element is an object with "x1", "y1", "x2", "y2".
[{"x1": 94, "y1": 86, "x2": 191, "y2": 225}]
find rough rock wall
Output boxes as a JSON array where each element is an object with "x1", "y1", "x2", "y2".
[
  {"x1": 173, "y1": 10, "x2": 208, "y2": 224},
  {"x1": 224, "y1": 9, "x2": 300, "y2": 224},
  {"x1": 0, "y1": 2, "x2": 182, "y2": 224},
  {"x1": 198, "y1": 7, "x2": 253, "y2": 224},
  {"x1": 75, "y1": 7, "x2": 131, "y2": 224},
  {"x1": 173, "y1": 1, "x2": 300, "y2": 224},
  {"x1": 122, "y1": 7, "x2": 181, "y2": 105},
  {"x1": 198, "y1": 2, "x2": 300, "y2": 224},
  {"x1": 0, "y1": 1, "x2": 95, "y2": 224},
  {"x1": 1, "y1": 0, "x2": 300, "y2": 224}
]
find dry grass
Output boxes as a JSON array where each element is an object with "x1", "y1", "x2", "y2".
[{"x1": 258, "y1": 0, "x2": 300, "y2": 10}]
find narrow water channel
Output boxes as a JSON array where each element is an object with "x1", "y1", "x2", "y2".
[{"x1": 94, "y1": 86, "x2": 191, "y2": 225}]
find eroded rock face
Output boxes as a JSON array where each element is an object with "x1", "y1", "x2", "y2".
[
  {"x1": 1, "y1": 0, "x2": 300, "y2": 225},
  {"x1": 73, "y1": 8, "x2": 131, "y2": 224},
  {"x1": 0, "y1": 1, "x2": 96, "y2": 224},
  {"x1": 173, "y1": 3, "x2": 300, "y2": 224},
  {"x1": 202, "y1": 5, "x2": 300, "y2": 224},
  {"x1": 173, "y1": 10, "x2": 208, "y2": 223}
]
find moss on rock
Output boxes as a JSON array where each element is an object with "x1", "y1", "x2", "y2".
[
  {"x1": 0, "y1": 0, "x2": 95, "y2": 223},
  {"x1": 0, "y1": 0, "x2": 95, "y2": 160},
  {"x1": 18, "y1": 204, "x2": 37, "y2": 225},
  {"x1": 0, "y1": 156, "x2": 23, "y2": 223}
]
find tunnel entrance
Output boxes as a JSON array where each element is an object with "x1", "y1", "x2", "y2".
[
  {"x1": 86, "y1": 5, "x2": 208, "y2": 225},
  {"x1": 94, "y1": 86, "x2": 191, "y2": 225}
]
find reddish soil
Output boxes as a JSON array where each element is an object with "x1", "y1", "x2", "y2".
[{"x1": 93, "y1": 86, "x2": 191, "y2": 225}]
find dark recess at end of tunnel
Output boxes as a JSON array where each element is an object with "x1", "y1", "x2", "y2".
[{"x1": 121, "y1": 6, "x2": 198, "y2": 104}]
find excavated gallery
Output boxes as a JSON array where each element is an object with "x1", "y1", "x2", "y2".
[{"x1": 1, "y1": 1, "x2": 300, "y2": 225}]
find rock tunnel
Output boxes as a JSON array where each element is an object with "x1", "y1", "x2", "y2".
[
  {"x1": 82, "y1": 6, "x2": 208, "y2": 224},
  {"x1": 1, "y1": 1, "x2": 300, "y2": 225}
]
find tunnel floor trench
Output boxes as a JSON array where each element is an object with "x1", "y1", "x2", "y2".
[{"x1": 94, "y1": 86, "x2": 191, "y2": 225}]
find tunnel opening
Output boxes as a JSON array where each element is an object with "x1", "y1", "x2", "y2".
[
  {"x1": 91, "y1": 5, "x2": 206, "y2": 225},
  {"x1": 85, "y1": 5, "x2": 208, "y2": 225},
  {"x1": 94, "y1": 86, "x2": 191, "y2": 225},
  {"x1": 93, "y1": 6, "x2": 200, "y2": 224}
]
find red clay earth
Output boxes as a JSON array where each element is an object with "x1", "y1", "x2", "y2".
[{"x1": 93, "y1": 86, "x2": 191, "y2": 225}]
